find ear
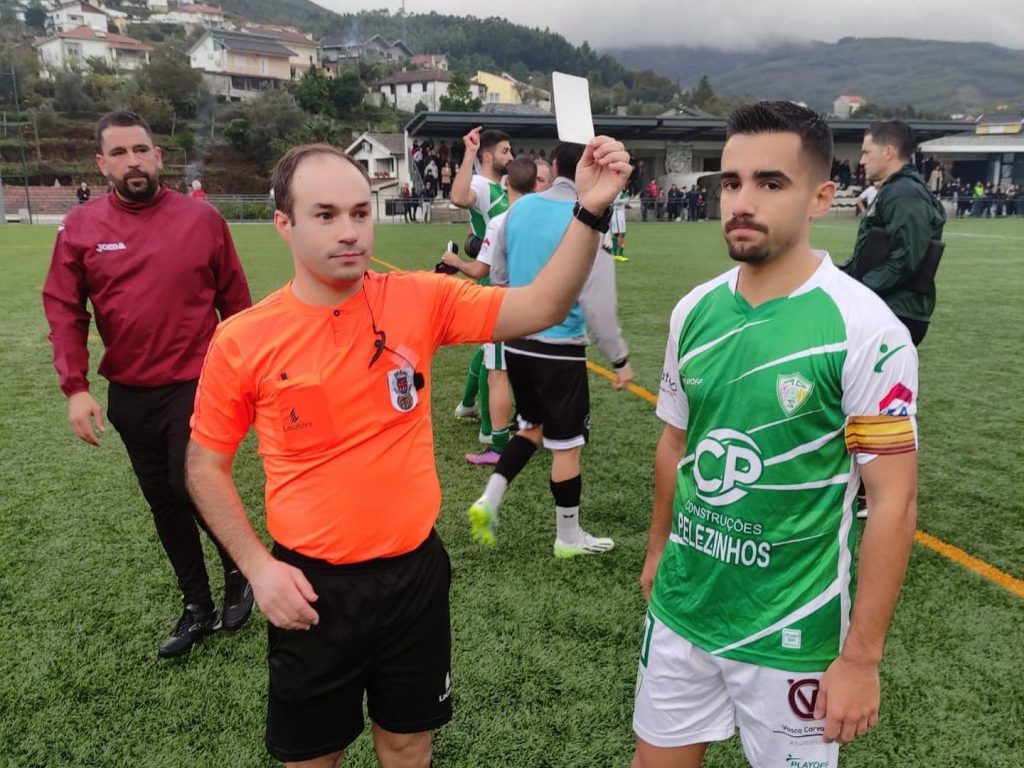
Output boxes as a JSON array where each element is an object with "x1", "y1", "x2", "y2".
[
  {"x1": 154, "y1": 145, "x2": 164, "y2": 170},
  {"x1": 273, "y1": 209, "x2": 293, "y2": 243},
  {"x1": 809, "y1": 179, "x2": 836, "y2": 221},
  {"x1": 95, "y1": 153, "x2": 107, "y2": 178}
]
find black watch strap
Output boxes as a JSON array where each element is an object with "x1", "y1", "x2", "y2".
[{"x1": 572, "y1": 201, "x2": 613, "y2": 233}]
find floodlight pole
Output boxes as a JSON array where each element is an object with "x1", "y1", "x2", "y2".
[{"x1": 7, "y1": 62, "x2": 33, "y2": 224}]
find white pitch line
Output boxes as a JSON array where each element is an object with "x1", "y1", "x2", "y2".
[{"x1": 813, "y1": 223, "x2": 1024, "y2": 241}]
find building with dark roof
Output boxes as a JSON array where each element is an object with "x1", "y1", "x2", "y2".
[
  {"x1": 320, "y1": 34, "x2": 412, "y2": 74},
  {"x1": 188, "y1": 29, "x2": 296, "y2": 101}
]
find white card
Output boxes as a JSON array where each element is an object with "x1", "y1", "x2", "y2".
[{"x1": 552, "y1": 71, "x2": 595, "y2": 145}]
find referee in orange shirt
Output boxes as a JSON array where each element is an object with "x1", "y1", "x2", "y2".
[{"x1": 185, "y1": 139, "x2": 632, "y2": 767}]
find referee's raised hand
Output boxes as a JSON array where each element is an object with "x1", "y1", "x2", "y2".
[{"x1": 575, "y1": 137, "x2": 632, "y2": 214}]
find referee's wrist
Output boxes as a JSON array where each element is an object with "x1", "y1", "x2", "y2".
[{"x1": 612, "y1": 356, "x2": 629, "y2": 370}]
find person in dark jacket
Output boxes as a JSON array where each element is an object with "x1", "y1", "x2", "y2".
[
  {"x1": 42, "y1": 111, "x2": 255, "y2": 658},
  {"x1": 842, "y1": 120, "x2": 946, "y2": 347}
]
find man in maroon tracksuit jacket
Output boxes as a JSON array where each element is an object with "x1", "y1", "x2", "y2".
[{"x1": 42, "y1": 111, "x2": 254, "y2": 657}]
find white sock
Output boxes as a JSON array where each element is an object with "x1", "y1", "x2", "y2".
[
  {"x1": 482, "y1": 473, "x2": 508, "y2": 510},
  {"x1": 555, "y1": 505, "x2": 581, "y2": 543}
]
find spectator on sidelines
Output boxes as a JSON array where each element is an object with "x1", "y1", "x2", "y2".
[
  {"x1": 843, "y1": 120, "x2": 946, "y2": 348},
  {"x1": 185, "y1": 138, "x2": 632, "y2": 768},
  {"x1": 76, "y1": 181, "x2": 90, "y2": 204},
  {"x1": 42, "y1": 110, "x2": 254, "y2": 658},
  {"x1": 856, "y1": 181, "x2": 880, "y2": 216}
]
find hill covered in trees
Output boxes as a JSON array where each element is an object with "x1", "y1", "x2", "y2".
[
  {"x1": 605, "y1": 37, "x2": 1024, "y2": 115},
  {"x1": 215, "y1": 4, "x2": 679, "y2": 112}
]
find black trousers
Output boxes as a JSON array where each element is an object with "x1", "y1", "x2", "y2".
[{"x1": 106, "y1": 379, "x2": 234, "y2": 609}]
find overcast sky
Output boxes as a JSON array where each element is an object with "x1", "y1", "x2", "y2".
[{"x1": 312, "y1": 0, "x2": 1024, "y2": 50}]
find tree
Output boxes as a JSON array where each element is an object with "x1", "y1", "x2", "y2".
[
  {"x1": 138, "y1": 51, "x2": 203, "y2": 118},
  {"x1": 239, "y1": 89, "x2": 306, "y2": 164},
  {"x1": 128, "y1": 92, "x2": 174, "y2": 131},
  {"x1": 52, "y1": 71, "x2": 92, "y2": 114},
  {"x1": 24, "y1": 4, "x2": 47, "y2": 32},
  {"x1": 688, "y1": 75, "x2": 721, "y2": 114},
  {"x1": 330, "y1": 70, "x2": 365, "y2": 115},
  {"x1": 293, "y1": 67, "x2": 333, "y2": 116},
  {"x1": 438, "y1": 72, "x2": 481, "y2": 112}
]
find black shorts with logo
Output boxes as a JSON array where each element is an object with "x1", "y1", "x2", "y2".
[
  {"x1": 265, "y1": 530, "x2": 452, "y2": 763},
  {"x1": 505, "y1": 338, "x2": 590, "y2": 448}
]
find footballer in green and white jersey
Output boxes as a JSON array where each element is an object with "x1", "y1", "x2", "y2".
[
  {"x1": 468, "y1": 174, "x2": 509, "y2": 240},
  {"x1": 651, "y1": 254, "x2": 919, "y2": 673}
]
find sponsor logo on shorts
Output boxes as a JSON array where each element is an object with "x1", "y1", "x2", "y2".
[
  {"x1": 787, "y1": 678, "x2": 820, "y2": 720},
  {"x1": 438, "y1": 671, "x2": 452, "y2": 703},
  {"x1": 786, "y1": 756, "x2": 830, "y2": 768}
]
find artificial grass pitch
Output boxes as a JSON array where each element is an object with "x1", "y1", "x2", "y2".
[{"x1": 1, "y1": 218, "x2": 1021, "y2": 766}]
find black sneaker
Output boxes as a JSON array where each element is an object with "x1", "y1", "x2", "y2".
[
  {"x1": 158, "y1": 603, "x2": 219, "y2": 658},
  {"x1": 221, "y1": 568, "x2": 255, "y2": 631}
]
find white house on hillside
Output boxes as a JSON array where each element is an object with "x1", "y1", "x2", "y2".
[
  {"x1": 34, "y1": 26, "x2": 152, "y2": 75},
  {"x1": 157, "y1": 2, "x2": 224, "y2": 27},
  {"x1": 188, "y1": 29, "x2": 294, "y2": 100},
  {"x1": 46, "y1": 1, "x2": 107, "y2": 33},
  {"x1": 346, "y1": 132, "x2": 410, "y2": 189},
  {"x1": 372, "y1": 69, "x2": 484, "y2": 112},
  {"x1": 833, "y1": 94, "x2": 866, "y2": 118}
]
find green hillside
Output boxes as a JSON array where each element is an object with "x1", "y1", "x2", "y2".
[
  {"x1": 214, "y1": 4, "x2": 678, "y2": 109},
  {"x1": 605, "y1": 37, "x2": 1024, "y2": 113}
]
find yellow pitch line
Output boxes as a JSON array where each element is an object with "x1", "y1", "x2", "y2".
[
  {"x1": 586, "y1": 360, "x2": 1024, "y2": 601},
  {"x1": 371, "y1": 256, "x2": 404, "y2": 271},
  {"x1": 914, "y1": 531, "x2": 1024, "y2": 600}
]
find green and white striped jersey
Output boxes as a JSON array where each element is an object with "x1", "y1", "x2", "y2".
[
  {"x1": 652, "y1": 254, "x2": 919, "y2": 672},
  {"x1": 469, "y1": 174, "x2": 509, "y2": 239}
]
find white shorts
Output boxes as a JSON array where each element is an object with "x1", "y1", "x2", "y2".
[
  {"x1": 610, "y1": 208, "x2": 627, "y2": 234},
  {"x1": 482, "y1": 342, "x2": 505, "y2": 371},
  {"x1": 633, "y1": 612, "x2": 840, "y2": 767}
]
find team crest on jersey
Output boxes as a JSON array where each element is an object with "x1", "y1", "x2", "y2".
[
  {"x1": 387, "y1": 366, "x2": 418, "y2": 412},
  {"x1": 777, "y1": 373, "x2": 814, "y2": 416}
]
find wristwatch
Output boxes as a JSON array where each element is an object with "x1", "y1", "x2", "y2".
[{"x1": 572, "y1": 201, "x2": 613, "y2": 233}]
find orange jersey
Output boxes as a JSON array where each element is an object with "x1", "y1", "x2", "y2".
[{"x1": 191, "y1": 270, "x2": 504, "y2": 564}]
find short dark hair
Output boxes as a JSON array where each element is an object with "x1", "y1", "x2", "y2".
[
  {"x1": 479, "y1": 130, "x2": 511, "y2": 157},
  {"x1": 726, "y1": 101, "x2": 833, "y2": 180},
  {"x1": 96, "y1": 110, "x2": 153, "y2": 153},
  {"x1": 552, "y1": 142, "x2": 585, "y2": 180},
  {"x1": 505, "y1": 156, "x2": 537, "y2": 195},
  {"x1": 866, "y1": 120, "x2": 916, "y2": 162},
  {"x1": 270, "y1": 143, "x2": 370, "y2": 223}
]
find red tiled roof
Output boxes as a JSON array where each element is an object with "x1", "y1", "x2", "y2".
[
  {"x1": 243, "y1": 24, "x2": 315, "y2": 46},
  {"x1": 178, "y1": 3, "x2": 223, "y2": 14},
  {"x1": 36, "y1": 25, "x2": 152, "y2": 50}
]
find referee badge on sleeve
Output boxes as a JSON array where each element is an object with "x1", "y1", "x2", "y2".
[{"x1": 388, "y1": 366, "x2": 419, "y2": 412}]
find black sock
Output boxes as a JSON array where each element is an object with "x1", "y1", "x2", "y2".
[
  {"x1": 494, "y1": 435, "x2": 538, "y2": 483},
  {"x1": 550, "y1": 475, "x2": 582, "y2": 508}
]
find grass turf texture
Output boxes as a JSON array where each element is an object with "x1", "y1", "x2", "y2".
[{"x1": 1, "y1": 218, "x2": 1021, "y2": 767}]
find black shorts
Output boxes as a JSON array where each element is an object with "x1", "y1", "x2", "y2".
[
  {"x1": 505, "y1": 339, "x2": 590, "y2": 449},
  {"x1": 265, "y1": 530, "x2": 452, "y2": 763}
]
